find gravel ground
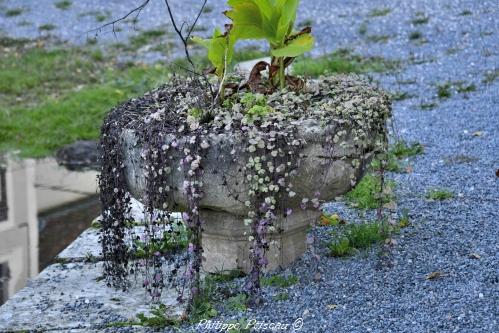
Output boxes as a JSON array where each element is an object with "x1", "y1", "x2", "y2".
[{"x1": 1, "y1": 0, "x2": 497, "y2": 332}]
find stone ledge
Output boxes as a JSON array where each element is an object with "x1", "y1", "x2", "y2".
[{"x1": 0, "y1": 262, "x2": 184, "y2": 332}]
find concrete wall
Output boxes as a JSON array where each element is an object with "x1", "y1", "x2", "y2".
[{"x1": 0, "y1": 157, "x2": 98, "y2": 304}]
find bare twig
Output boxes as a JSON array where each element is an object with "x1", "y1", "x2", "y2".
[
  {"x1": 164, "y1": 0, "x2": 208, "y2": 69},
  {"x1": 86, "y1": 0, "x2": 151, "y2": 38}
]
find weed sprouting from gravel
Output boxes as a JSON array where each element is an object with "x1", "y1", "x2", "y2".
[
  {"x1": 329, "y1": 222, "x2": 387, "y2": 257},
  {"x1": 426, "y1": 189, "x2": 454, "y2": 201},
  {"x1": 55, "y1": 0, "x2": 72, "y2": 10},
  {"x1": 368, "y1": 8, "x2": 391, "y2": 17}
]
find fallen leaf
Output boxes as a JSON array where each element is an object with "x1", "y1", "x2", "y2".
[
  {"x1": 326, "y1": 304, "x2": 338, "y2": 310},
  {"x1": 383, "y1": 201, "x2": 397, "y2": 210},
  {"x1": 469, "y1": 253, "x2": 481, "y2": 260},
  {"x1": 426, "y1": 271, "x2": 447, "y2": 280},
  {"x1": 314, "y1": 272, "x2": 322, "y2": 281},
  {"x1": 385, "y1": 238, "x2": 398, "y2": 246},
  {"x1": 472, "y1": 131, "x2": 484, "y2": 137},
  {"x1": 495, "y1": 169, "x2": 499, "y2": 177},
  {"x1": 405, "y1": 165, "x2": 414, "y2": 173}
]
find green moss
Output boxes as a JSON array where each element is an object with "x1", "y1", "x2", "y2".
[
  {"x1": 329, "y1": 222, "x2": 386, "y2": 257},
  {"x1": 55, "y1": 0, "x2": 72, "y2": 10},
  {"x1": 345, "y1": 174, "x2": 395, "y2": 209},
  {"x1": 368, "y1": 8, "x2": 391, "y2": 17},
  {"x1": 426, "y1": 189, "x2": 454, "y2": 201},
  {"x1": 293, "y1": 49, "x2": 399, "y2": 77},
  {"x1": 261, "y1": 274, "x2": 299, "y2": 288}
]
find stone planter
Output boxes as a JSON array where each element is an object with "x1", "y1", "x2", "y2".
[{"x1": 119, "y1": 75, "x2": 390, "y2": 273}]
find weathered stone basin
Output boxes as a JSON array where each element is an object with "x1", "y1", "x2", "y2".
[{"x1": 119, "y1": 75, "x2": 391, "y2": 273}]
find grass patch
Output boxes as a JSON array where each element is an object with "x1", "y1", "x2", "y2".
[
  {"x1": 483, "y1": 70, "x2": 498, "y2": 84},
  {"x1": 39, "y1": 24, "x2": 56, "y2": 31},
  {"x1": 202, "y1": 5, "x2": 214, "y2": 13},
  {"x1": 358, "y1": 21, "x2": 368, "y2": 35},
  {"x1": 436, "y1": 82, "x2": 452, "y2": 99},
  {"x1": 273, "y1": 292, "x2": 289, "y2": 301},
  {"x1": 209, "y1": 270, "x2": 245, "y2": 283},
  {"x1": 55, "y1": 0, "x2": 72, "y2": 10},
  {"x1": 0, "y1": 44, "x2": 170, "y2": 157},
  {"x1": 426, "y1": 188, "x2": 454, "y2": 201},
  {"x1": 391, "y1": 140, "x2": 424, "y2": 158},
  {"x1": 261, "y1": 274, "x2": 299, "y2": 288},
  {"x1": 412, "y1": 13, "x2": 429, "y2": 25},
  {"x1": 130, "y1": 29, "x2": 167, "y2": 48},
  {"x1": 345, "y1": 174, "x2": 395, "y2": 209},
  {"x1": 366, "y1": 34, "x2": 391, "y2": 43},
  {"x1": 444, "y1": 154, "x2": 478, "y2": 165},
  {"x1": 226, "y1": 293, "x2": 248, "y2": 312},
  {"x1": 372, "y1": 140, "x2": 424, "y2": 173},
  {"x1": 5, "y1": 8, "x2": 24, "y2": 17},
  {"x1": 409, "y1": 31, "x2": 423, "y2": 40},
  {"x1": 368, "y1": 8, "x2": 391, "y2": 17},
  {"x1": 420, "y1": 102, "x2": 438, "y2": 110},
  {"x1": 329, "y1": 222, "x2": 386, "y2": 257},
  {"x1": 293, "y1": 49, "x2": 399, "y2": 77},
  {"x1": 456, "y1": 82, "x2": 476, "y2": 93},
  {"x1": 107, "y1": 304, "x2": 180, "y2": 328},
  {"x1": 391, "y1": 91, "x2": 413, "y2": 101}
]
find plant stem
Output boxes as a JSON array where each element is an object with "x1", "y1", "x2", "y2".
[{"x1": 279, "y1": 57, "x2": 285, "y2": 89}]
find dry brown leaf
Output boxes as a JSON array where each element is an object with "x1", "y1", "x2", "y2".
[
  {"x1": 385, "y1": 238, "x2": 398, "y2": 246},
  {"x1": 472, "y1": 131, "x2": 484, "y2": 137},
  {"x1": 426, "y1": 271, "x2": 447, "y2": 280},
  {"x1": 326, "y1": 304, "x2": 338, "y2": 310},
  {"x1": 469, "y1": 253, "x2": 481, "y2": 260}
]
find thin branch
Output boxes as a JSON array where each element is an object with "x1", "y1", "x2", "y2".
[
  {"x1": 163, "y1": 0, "x2": 208, "y2": 69},
  {"x1": 86, "y1": 0, "x2": 151, "y2": 38}
]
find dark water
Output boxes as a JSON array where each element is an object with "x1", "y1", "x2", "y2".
[{"x1": 38, "y1": 196, "x2": 101, "y2": 270}]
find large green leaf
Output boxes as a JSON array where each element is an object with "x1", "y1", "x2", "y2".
[
  {"x1": 276, "y1": 0, "x2": 299, "y2": 42},
  {"x1": 225, "y1": 1, "x2": 268, "y2": 40},
  {"x1": 191, "y1": 28, "x2": 235, "y2": 77},
  {"x1": 270, "y1": 33, "x2": 314, "y2": 57}
]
